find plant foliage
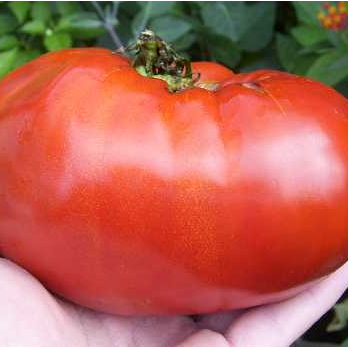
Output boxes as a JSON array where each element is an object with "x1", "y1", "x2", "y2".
[{"x1": 0, "y1": 1, "x2": 347, "y2": 98}]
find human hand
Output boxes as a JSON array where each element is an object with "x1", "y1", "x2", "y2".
[{"x1": 1, "y1": 258, "x2": 347, "y2": 347}]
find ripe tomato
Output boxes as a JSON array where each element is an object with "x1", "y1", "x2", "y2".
[{"x1": 0, "y1": 47, "x2": 348, "y2": 315}]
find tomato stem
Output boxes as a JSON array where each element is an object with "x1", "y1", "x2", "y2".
[{"x1": 129, "y1": 30, "x2": 199, "y2": 93}]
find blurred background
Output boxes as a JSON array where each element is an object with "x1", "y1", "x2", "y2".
[{"x1": 0, "y1": 1, "x2": 347, "y2": 346}]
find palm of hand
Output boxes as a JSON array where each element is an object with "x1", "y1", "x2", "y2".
[{"x1": 1, "y1": 258, "x2": 347, "y2": 347}]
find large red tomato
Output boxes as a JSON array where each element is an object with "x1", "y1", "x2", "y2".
[{"x1": 1, "y1": 44, "x2": 348, "y2": 315}]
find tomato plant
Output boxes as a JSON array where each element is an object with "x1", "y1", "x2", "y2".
[{"x1": 0, "y1": 31, "x2": 348, "y2": 315}]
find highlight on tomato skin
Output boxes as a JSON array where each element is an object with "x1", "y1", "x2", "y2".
[{"x1": 0, "y1": 37, "x2": 348, "y2": 315}]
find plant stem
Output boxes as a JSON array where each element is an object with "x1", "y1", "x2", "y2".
[
  {"x1": 111, "y1": 1, "x2": 120, "y2": 18},
  {"x1": 91, "y1": 1, "x2": 124, "y2": 52},
  {"x1": 131, "y1": 30, "x2": 199, "y2": 92},
  {"x1": 91, "y1": 0, "x2": 104, "y2": 19},
  {"x1": 105, "y1": 24, "x2": 124, "y2": 52}
]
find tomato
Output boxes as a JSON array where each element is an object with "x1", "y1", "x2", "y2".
[{"x1": 1, "y1": 46, "x2": 348, "y2": 316}]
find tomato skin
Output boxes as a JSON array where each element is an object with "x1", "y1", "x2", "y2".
[
  {"x1": 192, "y1": 61, "x2": 234, "y2": 81},
  {"x1": 1, "y1": 48, "x2": 348, "y2": 315}
]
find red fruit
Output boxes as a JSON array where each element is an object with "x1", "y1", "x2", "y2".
[{"x1": 0, "y1": 47, "x2": 348, "y2": 315}]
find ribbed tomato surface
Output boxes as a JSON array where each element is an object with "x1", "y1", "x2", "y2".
[{"x1": 0, "y1": 48, "x2": 348, "y2": 315}]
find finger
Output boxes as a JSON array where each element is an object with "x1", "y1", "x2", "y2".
[
  {"x1": 0, "y1": 258, "x2": 197, "y2": 347},
  {"x1": 177, "y1": 329, "x2": 229, "y2": 347},
  {"x1": 95, "y1": 314, "x2": 197, "y2": 347},
  {"x1": 0, "y1": 259, "x2": 88, "y2": 346},
  {"x1": 225, "y1": 262, "x2": 348, "y2": 347},
  {"x1": 194, "y1": 310, "x2": 244, "y2": 334}
]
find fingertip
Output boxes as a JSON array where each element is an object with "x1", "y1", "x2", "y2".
[
  {"x1": 225, "y1": 262, "x2": 348, "y2": 347},
  {"x1": 177, "y1": 329, "x2": 229, "y2": 347}
]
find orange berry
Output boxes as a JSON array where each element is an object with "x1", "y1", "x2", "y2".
[
  {"x1": 338, "y1": 1, "x2": 347, "y2": 13},
  {"x1": 333, "y1": 13, "x2": 342, "y2": 22},
  {"x1": 323, "y1": 16, "x2": 333, "y2": 27},
  {"x1": 329, "y1": 5, "x2": 337, "y2": 14}
]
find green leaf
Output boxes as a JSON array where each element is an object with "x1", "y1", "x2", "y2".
[
  {"x1": 56, "y1": 1, "x2": 80, "y2": 16},
  {"x1": 150, "y1": 16, "x2": 192, "y2": 42},
  {"x1": 291, "y1": 25, "x2": 328, "y2": 47},
  {"x1": 131, "y1": 11, "x2": 146, "y2": 38},
  {"x1": 200, "y1": 1, "x2": 274, "y2": 51},
  {"x1": 0, "y1": 35, "x2": 19, "y2": 51},
  {"x1": 31, "y1": 1, "x2": 51, "y2": 22},
  {"x1": 12, "y1": 49, "x2": 41, "y2": 69},
  {"x1": 307, "y1": 49, "x2": 348, "y2": 86},
  {"x1": 336, "y1": 80, "x2": 348, "y2": 98},
  {"x1": 276, "y1": 33, "x2": 300, "y2": 72},
  {"x1": 137, "y1": 1, "x2": 174, "y2": 17},
  {"x1": 192, "y1": 1, "x2": 207, "y2": 8},
  {"x1": 328, "y1": 298, "x2": 348, "y2": 332},
  {"x1": 132, "y1": 2, "x2": 174, "y2": 37},
  {"x1": 240, "y1": 50, "x2": 281, "y2": 72},
  {"x1": 239, "y1": 2, "x2": 276, "y2": 52},
  {"x1": 292, "y1": 1, "x2": 322, "y2": 26},
  {"x1": 44, "y1": 32, "x2": 72, "y2": 51},
  {"x1": 0, "y1": 48, "x2": 18, "y2": 79},
  {"x1": 21, "y1": 20, "x2": 45, "y2": 35},
  {"x1": 57, "y1": 12, "x2": 105, "y2": 39},
  {"x1": 200, "y1": 2, "x2": 245, "y2": 42},
  {"x1": 326, "y1": 30, "x2": 348, "y2": 50},
  {"x1": 276, "y1": 33, "x2": 318, "y2": 75},
  {"x1": 8, "y1": 1, "x2": 31, "y2": 23},
  {"x1": 111, "y1": 14, "x2": 133, "y2": 46},
  {"x1": 119, "y1": 1, "x2": 141, "y2": 17},
  {"x1": 0, "y1": 14, "x2": 18, "y2": 35},
  {"x1": 172, "y1": 33, "x2": 196, "y2": 51},
  {"x1": 327, "y1": 31, "x2": 342, "y2": 48},
  {"x1": 292, "y1": 53, "x2": 318, "y2": 76},
  {"x1": 205, "y1": 33, "x2": 241, "y2": 68},
  {"x1": 342, "y1": 338, "x2": 348, "y2": 347}
]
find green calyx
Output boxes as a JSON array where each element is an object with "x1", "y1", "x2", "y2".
[{"x1": 129, "y1": 30, "x2": 199, "y2": 93}]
